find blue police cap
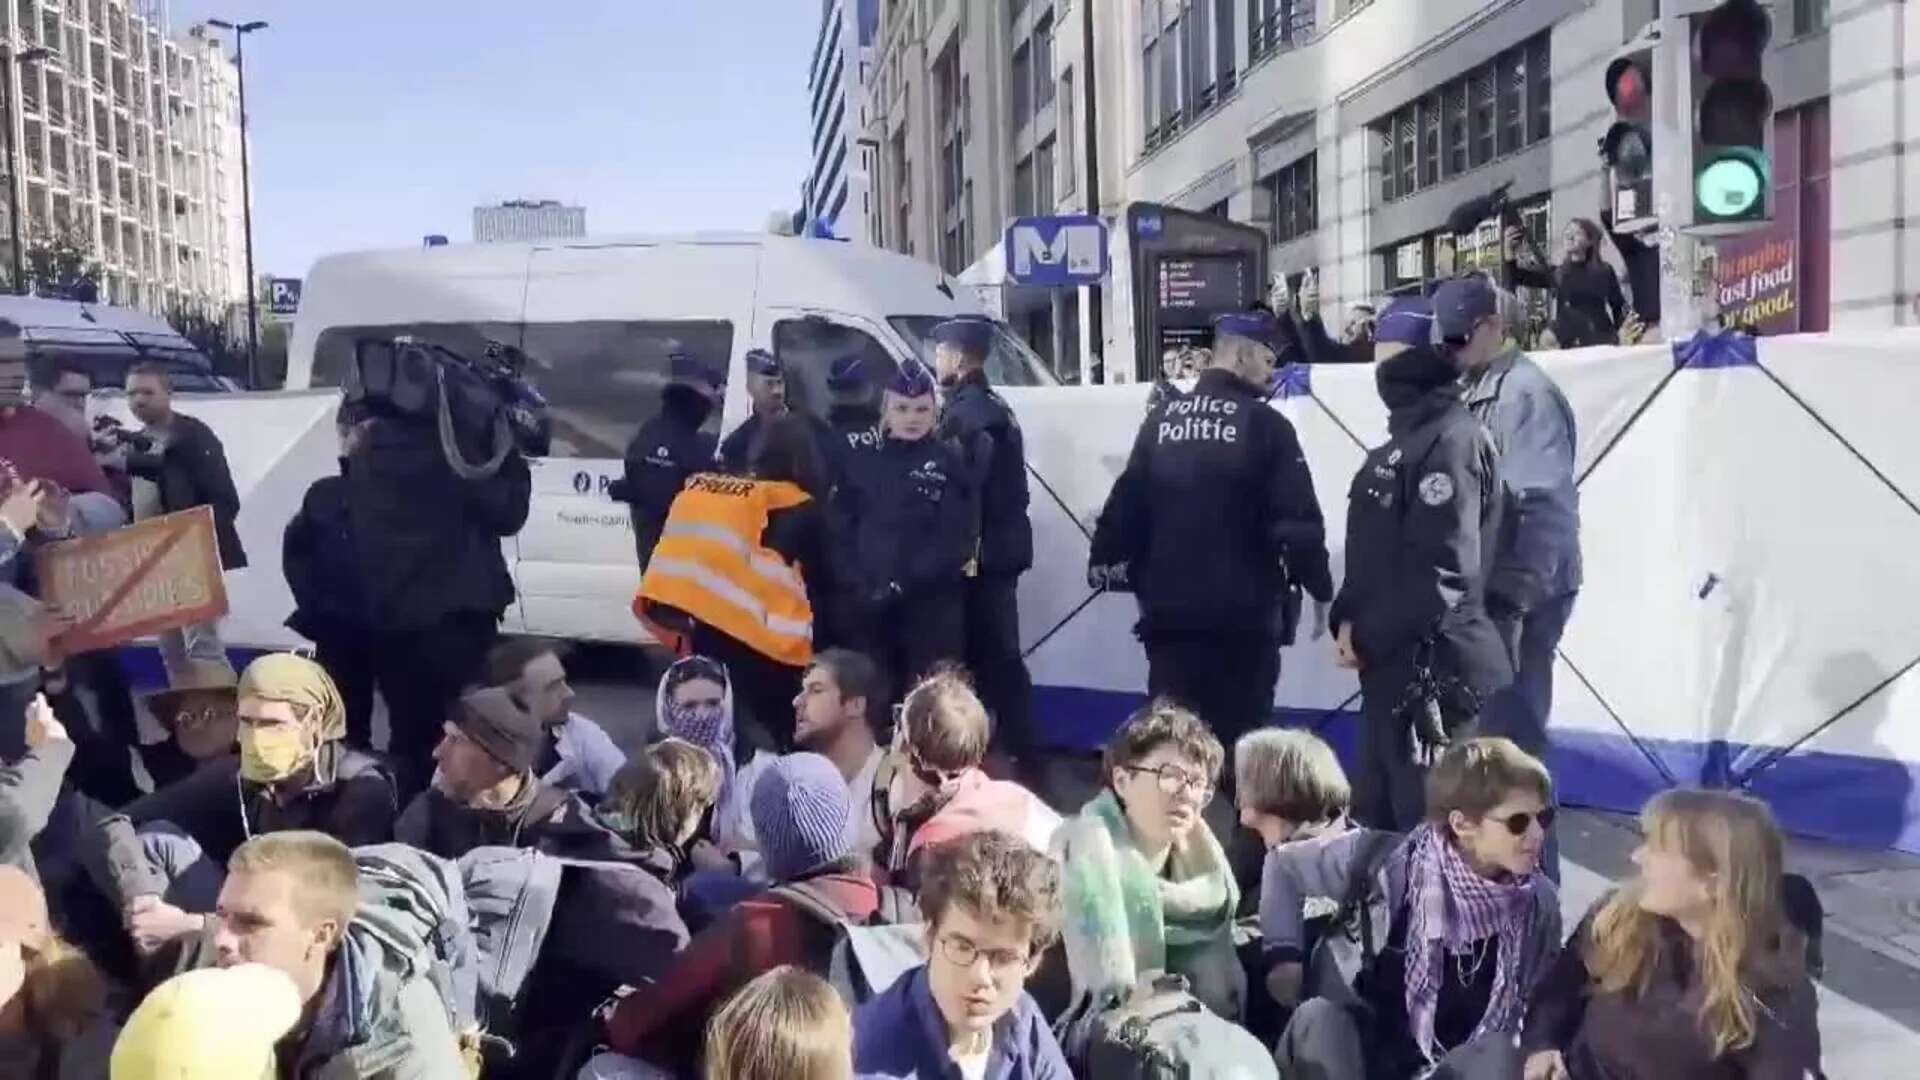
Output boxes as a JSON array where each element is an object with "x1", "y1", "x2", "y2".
[
  {"x1": 929, "y1": 316, "x2": 996, "y2": 355},
  {"x1": 669, "y1": 350, "x2": 722, "y2": 390},
  {"x1": 1212, "y1": 310, "x2": 1282, "y2": 349},
  {"x1": 1375, "y1": 297, "x2": 1436, "y2": 347},
  {"x1": 1431, "y1": 277, "x2": 1499, "y2": 340},
  {"x1": 886, "y1": 359, "x2": 937, "y2": 398},
  {"x1": 826, "y1": 355, "x2": 868, "y2": 393},
  {"x1": 745, "y1": 348, "x2": 783, "y2": 377}
]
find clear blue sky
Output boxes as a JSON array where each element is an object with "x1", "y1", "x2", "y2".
[{"x1": 166, "y1": 1, "x2": 821, "y2": 277}]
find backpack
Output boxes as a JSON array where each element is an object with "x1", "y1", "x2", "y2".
[
  {"x1": 1304, "y1": 829, "x2": 1404, "y2": 1009},
  {"x1": 1080, "y1": 973, "x2": 1278, "y2": 1080},
  {"x1": 769, "y1": 880, "x2": 927, "y2": 1006}
]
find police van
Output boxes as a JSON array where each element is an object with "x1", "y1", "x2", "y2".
[{"x1": 284, "y1": 233, "x2": 1056, "y2": 643}]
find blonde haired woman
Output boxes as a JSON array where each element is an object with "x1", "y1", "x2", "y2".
[
  {"x1": 0, "y1": 867, "x2": 122, "y2": 1079},
  {"x1": 704, "y1": 966, "x2": 852, "y2": 1080},
  {"x1": 1522, "y1": 789, "x2": 1821, "y2": 1079}
]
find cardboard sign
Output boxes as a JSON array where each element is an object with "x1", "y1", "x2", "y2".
[{"x1": 40, "y1": 507, "x2": 229, "y2": 655}]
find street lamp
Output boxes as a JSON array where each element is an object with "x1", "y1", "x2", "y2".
[
  {"x1": 208, "y1": 19, "x2": 266, "y2": 387},
  {"x1": 1, "y1": 44, "x2": 50, "y2": 296}
]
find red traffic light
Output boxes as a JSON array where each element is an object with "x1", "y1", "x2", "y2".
[{"x1": 1605, "y1": 57, "x2": 1651, "y2": 119}]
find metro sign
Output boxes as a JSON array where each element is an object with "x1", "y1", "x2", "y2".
[{"x1": 1005, "y1": 215, "x2": 1108, "y2": 287}]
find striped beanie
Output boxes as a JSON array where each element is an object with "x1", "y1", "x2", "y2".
[{"x1": 751, "y1": 753, "x2": 853, "y2": 881}]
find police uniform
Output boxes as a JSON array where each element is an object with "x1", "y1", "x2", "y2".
[
  {"x1": 837, "y1": 360, "x2": 978, "y2": 701},
  {"x1": 1330, "y1": 299, "x2": 1514, "y2": 831},
  {"x1": 824, "y1": 354, "x2": 883, "y2": 484},
  {"x1": 720, "y1": 348, "x2": 845, "y2": 495},
  {"x1": 1090, "y1": 312, "x2": 1333, "y2": 750},
  {"x1": 608, "y1": 351, "x2": 721, "y2": 571},
  {"x1": 932, "y1": 317, "x2": 1036, "y2": 760}
]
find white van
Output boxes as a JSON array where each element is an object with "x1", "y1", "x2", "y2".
[{"x1": 285, "y1": 233, "x2": 1056, "y2": 643}]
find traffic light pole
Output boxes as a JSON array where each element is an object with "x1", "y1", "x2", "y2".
[{"x1": 1651, "y1": 12, "x2": 1715, "y2": 341}]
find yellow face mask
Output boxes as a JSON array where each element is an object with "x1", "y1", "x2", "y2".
[{"x1": 238, "y1": 721, "x2": 311, "y2": 784}]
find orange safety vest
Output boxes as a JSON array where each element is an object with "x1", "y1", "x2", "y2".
[{"x1": 636, "y1": 474, "x2": 815, "y2": 667}]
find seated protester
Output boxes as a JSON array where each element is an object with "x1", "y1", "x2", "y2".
[
  {"x1": 396, "y1": 686, "x2": 613, "y2": 860},
  {"x1": 1271, "y1": 737, "x2": 1561, "y2": 1080},
  {"x1": 1054, "y1": 700, "x2": 1241, "y2": 1037},
  {"x1": 2, "y1": 693, "x2": 73, "y2": 878},
  {"x1": 127, "y1": 657, "x2": 241, "y2": 793},
  {"x1": 0, "y1": 865, "x2": 123, "y2": 1079},
  {"x1": 793, "y1": 648, "x2": 889, "y2": 861},
  {"x1": 600, "y1": 753, "x2": 881, "y2": 1077},
  {"x1": 108, "y1": 963, "x2": 303, "y2": 1080},
  {"x1": 599, "y1": 738, "x2": 725, "y2": 891},
  {"x1": 1522, "y1": 790, "x2": 1821, "y2": 1080},
  {"x1": 704, "y1": 966, "x2": 854, "y2": 1080},
  {"x1": 658, "y1": 655, "x2": 777, "y2": 878},
  {"x1": 852, "y1": 830, "x2": 1072, "y2": 1080},
  {"x1": 170, "y1": 831, "x2": 466, "y2": 1077},
  {"x1": 120, "y1": 653, "x2": 398, "y2": 870},
  {"x1": 483, "y1": 637, "x2": 625, "y2": 801},
  {"x1": 1236, "y1": 728, "x2": 1353, "y2": 1042},
  {"x1": 877, "y1": 669, "x2": 1061, "y2": 885}
]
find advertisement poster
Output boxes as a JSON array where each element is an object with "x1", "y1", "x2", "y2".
[{"x1": 1713, "y1": 224, "x2": 1800, "y2": 335}]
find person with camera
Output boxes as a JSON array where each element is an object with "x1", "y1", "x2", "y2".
[
  {"x1": 1504, "y1": 219, "x2": 1631, "y2": 348},
  {"x1": 123, "y1": 363, "x2": 245, "y2": 679},
  {"x1": 345, "y1": 345, "x2": 532, "y2": 792}
]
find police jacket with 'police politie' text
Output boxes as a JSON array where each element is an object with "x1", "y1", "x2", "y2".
[
  {"x1": 837, "y1": 431, "x2": 979, "y2": 597},
  {"x1": 1091, "y1": 367, "x2": 1333, "y2": 636},
  {"x1": 938, "y1": 368, "x2": 1034, "y2": 579},
  {"x1": 1331, "y1": 347, "x2": 1512, "y2": 699}
]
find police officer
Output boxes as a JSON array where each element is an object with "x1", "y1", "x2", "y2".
[
  {"x1": 1444, "y1": 274, "x2": 1579, "y2": 881},
  {"x1": 838, "y1": 359, "x2": 978, "y2": 702},
  {"x1": 609, "y1": 351, "x2": 722, "y2": 571},
  {"x1": 930, "y1": 316, "x2": 1036, "y2": 767},
  {"x1": 717, "y1": 348, "x2": 787, "y2": 472},
  {"x1": 1330, "y1": 296, "x2": 1514, "y2": 831},
  {"x1": 823, "y1": 354, "x2": 882, "y2": 493},
  {"x1": 1089, "y1": 310, "x2": 1333, "y2": 752}
]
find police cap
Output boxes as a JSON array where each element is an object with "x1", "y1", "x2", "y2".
[
  {"x1": 886, "y1": 358, "x2": 937, "y2": 398},
  {"x1": 928, "y1": 315, "x2": 996, "y2": 355},
  {"x1": 745, "y1": 348, "x2": 783, "y2": 377}
]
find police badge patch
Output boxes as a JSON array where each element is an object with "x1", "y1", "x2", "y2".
[{"x1": 1418, "y1": 472, "x2": 1455, "y2": 506}]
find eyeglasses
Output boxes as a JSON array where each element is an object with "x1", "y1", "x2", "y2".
[
  {"x1": 1124, "y1": 763, "x2": 1214, "y2": 800},
  {"x1": 936, "y1": 933, "x2": 1031, "y2": 975},
  {"x1": 1497, "y1": 808, "x2": 1558, "y2": 836}
]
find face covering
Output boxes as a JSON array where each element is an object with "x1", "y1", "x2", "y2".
[{"x1": 239, "y1": 722, "x2": 311, "y2": 784}]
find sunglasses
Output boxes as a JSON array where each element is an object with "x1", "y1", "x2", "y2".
[{"x1": 1497, "y1": 807, "x2": 1557, "y2": 836}]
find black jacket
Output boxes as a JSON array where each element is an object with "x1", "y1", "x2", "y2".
[
  {"x1": 718, "y1": 409, "x2": 844, "y2": 482},
  {"x1": 938, "y1": 369, "x2": 1033, "y2": 579},
  {"x1": 837, "y1": 433, "x2": 978, "y2": 598},
  {"x1": 764, "y1": 495, "x2": 838, "y2": 643},
  {"x1": 125, "y1": 412, "x2": 245, "y2": 568},
  {"x1": 1091, "y1": 368, "x2": 1333, "y2": 637},
  {"x1": 347, "y1": 415, "x2": 531, "y2": 630},
  {"x1": 1331, "y1": 349, "x2": 1512, "y2": 701},
  {"x1": 826, "y1": 403, "x2": 882, "y2": 485},
  {"x1": 1510, "y1": 257, "x2": 1628, "y2": 348},
  {"x1": 609, "y1": 389, "x2": 718, "y2": 571},
  {"x1": 282, "y1": 466, "x2": 369, "y2": 642},
  {"x1": 394, "y1": 779, "x2": 618, "y2": 861},
  {"x1": 123, "y1": 746, "x2": 399, "y2": 864}
]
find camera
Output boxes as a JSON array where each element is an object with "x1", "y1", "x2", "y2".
[
  {"x1": 343, "y1": 337, "x2": 551, "y2": 470},
  {"x1": 90, "y1": 414, "x2": 154, "y2": 455}
]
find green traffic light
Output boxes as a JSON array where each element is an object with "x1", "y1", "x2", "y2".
[{"x1": 1696, "y1": 152, "x2": 1767, "y2": 218}]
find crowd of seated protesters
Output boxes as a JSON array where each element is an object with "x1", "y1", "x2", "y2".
[{"x1": 0, "y1": 629, "x2": 1836, "y2": 1080}]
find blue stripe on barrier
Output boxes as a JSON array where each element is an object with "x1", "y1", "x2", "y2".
[{"x1": 1032, "y1": 684, "x2": 1920, "y2": 855}]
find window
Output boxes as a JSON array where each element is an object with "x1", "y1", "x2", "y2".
[
  {"x1": 1444, "y1": 82, "x2": 1468, "y2": 176},
  {"x1": 1060, "y1": 70, "x2": 1077, "y2": 194},
  {"x1": 1794, "y1": 0, "x2": 1828, "y2": 36},
  {"x1": 1419, "y1": 94, "x2": 1441, "y2": 188},
  {"x1": 891, "y1": 316, "x2": 1054, "y2": 386},
  {"x1": 312, "y1": 320, "x2": 735, "y2": 459},
  {"x1": 1267, "y1": 153, "x2": 1317, "y2": 243},
  {"x1": 1161, "y1": 12, "x2": 1181, "y2": 129},
  {"x1": 1034, "y1": 14, "x2": 1055, "y2": 109},
  {"x1": 1011, "y1": 42, "x2": 1032, "y2": 130},
  {"x1": 1527, "y1": 36, "x2": 1552, "y2": 144},
  {"x1": 1036, "y1": 137, "x2": 1056, "y2": 211},
  {"x1": 935, "y1": 44, "x2": 969, "y2": 273},
  {"x1": 1143, "y1": 39, "x2": 1159, "y2": 144},
  {"x1": 1215, "y1": 0, "x2": 1236, "y2": 92},
  {"x1": 773, "y1": 317, "x2": 899, "y2": 420},
  {"x1": 1188, "y1": 0, "x2": 1213, "y2": 109},
  {"x1": 1014, "y1": 153, "x2": 1036, "y2": 218},
  {"x1": 1469, "y1": 65, "x2": 1496, "y2": 168},
  {"x1": 1249, "y1": 0, "x2": 1275, "y2": 59},
  {"x1": 1376, "y1": 34, "x2": 1551, "y2": 202},
  {"x1": 1395, "y1": 106, "x2": 1416, "y2": 200},
  {"x1": 1497, "y1": 46, "x2": 1525, "y2": 156}
]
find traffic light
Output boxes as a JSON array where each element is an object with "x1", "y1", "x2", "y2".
[
  {"x1": 1690, "y1": 0, "x2": 1774, "y2": 229},
  {"x1": 1602, "y1": 38, "x2": 1657, "y2": 235}
]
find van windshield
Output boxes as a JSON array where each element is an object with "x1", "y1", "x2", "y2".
[{"x1": 890, "y1": 316, "x2": 1058, "y2": 387}]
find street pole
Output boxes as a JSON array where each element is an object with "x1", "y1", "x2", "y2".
[
  {"x1": 2, "y1": 49, "x2": 21, "y2": 296},
  {"x1": 211, "y1": 20, "x2": 267, "y2": 386},
  {"x1": 1080, "y1": 0, "x2": 1104, "y2": 383}
]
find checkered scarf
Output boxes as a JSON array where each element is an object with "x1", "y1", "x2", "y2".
[{"x1": 1402, "y1": 823, "x2": 1538, "y2": 1062}]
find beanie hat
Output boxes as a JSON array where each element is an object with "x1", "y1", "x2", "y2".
[
  {"x1": 111, "y1": 964, "x2": 304, "y2": 1080},
  {"x1": 451, "y1": 686, "x2": 544, "y2": 774},
  {"x1": 750, "y1": 752, "x2": 853, "y2": 881}
]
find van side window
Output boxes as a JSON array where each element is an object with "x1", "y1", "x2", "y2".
[
  {"x1": 311, "y1": 320, "x2": 734, "y2": 460},
  {"x1": 772, "y1": 318, "x2": 901, "y2": 422}
]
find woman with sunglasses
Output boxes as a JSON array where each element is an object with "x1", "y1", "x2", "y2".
[
  {"x1": 1521, "y1": 789, "x2": 1820, "y2": 1080},
  {"x1": 1055, "y1": 699, "x2": 1242, "y2": 1044},
  {"x1": 1270, "y1": 737, "x2": 1561, "y2": 1079}
]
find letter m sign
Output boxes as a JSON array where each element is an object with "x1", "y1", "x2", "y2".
[{"x1": 1004, "y1": 215, "x2": 1109, "y2": 287}]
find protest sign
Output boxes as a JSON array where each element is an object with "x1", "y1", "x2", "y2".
[{"x1": 40, "y1": 506, "x2": 229, "y2": 655}]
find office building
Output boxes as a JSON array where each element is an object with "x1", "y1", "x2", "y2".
[
  {"x1": 0, "y1": 1, "x2": 251, "y2": 315},
  {"x1": 804, "y1": 0, "x2": 879, "y2": 242},
  {"x1": 472, "y1": 199, "x2": 587, "y2": 244}
]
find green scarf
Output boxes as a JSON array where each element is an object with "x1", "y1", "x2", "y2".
[{"x1": 1060, "y1": 789, "x2": 1238, "y2": 1004}]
